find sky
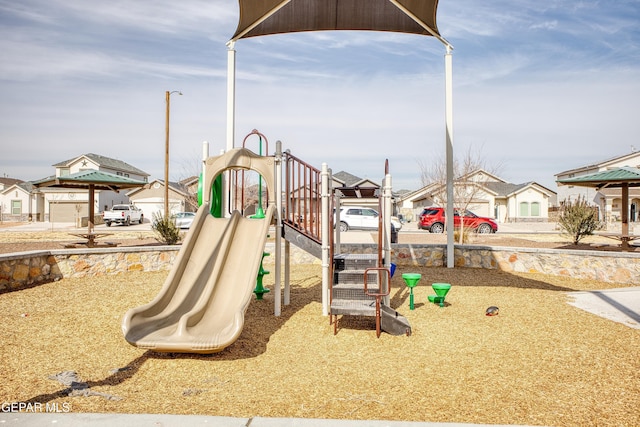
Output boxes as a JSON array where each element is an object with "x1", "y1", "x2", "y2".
[{"x1": 1, "y1": 0, "x2": 639, "y2": 193}]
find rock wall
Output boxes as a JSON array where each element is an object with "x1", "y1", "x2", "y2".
[{"x1": 1, "y1": 243, "x2": 639, "y2": 293}]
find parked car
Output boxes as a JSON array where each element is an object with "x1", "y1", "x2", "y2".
[
  {"x1": 418, "y1": 207, "x2": 497, "y2": 234},
  {"x1": 174, "y1": 212, "x2": 196, "y2": 229},
  {"x1": 102, "y1": 204, "x2": 143, "y2": 227},
  {"x1": 335, "y1": 206, "x2": 402, "y2": 232}
]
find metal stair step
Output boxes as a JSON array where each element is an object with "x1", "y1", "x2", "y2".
[
  {"x1": 332, "y1": 287, "x2": 377, "y2": 301},
  {"x1": 334, "y1": 269, "x2": 379, "y2": 285},
  {"x1": 330, "y1": 299, "x2": 376, "y2": 317},
  {"x1": 333, "y1": 253, "x2": 378, "y2": 271}
]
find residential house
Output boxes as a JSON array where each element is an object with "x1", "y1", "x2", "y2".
[
  {"x1": 127, "y1": 176, "x2": 199, "y2": 221},
  {"x1": 555, "y1": 151, "x2": 640, "y2": 222},
  {"x1": 0, "y1": 178, "x2": 35, "y2": 222},
  {"x1": 397, "y1": 169, "x2": 556, "y2": 223},
  {"x1": 332, "y1": 171, "x2": 382, "y2": 208},
  {"x1": 0, "y1": 154, "x2": 150, "y2": 224}
]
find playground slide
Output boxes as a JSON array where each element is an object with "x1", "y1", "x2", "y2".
[{"x1": 122, "y1": 203, "x2": 275, "y2": 354}]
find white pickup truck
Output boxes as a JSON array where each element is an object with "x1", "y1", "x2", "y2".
[{"x1": 102, "y1": 204, "x2": 144, "y2": 227}]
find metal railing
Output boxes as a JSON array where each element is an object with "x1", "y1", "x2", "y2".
[{"x1": 283, "y1": 151, "x2": 323, "y2": 243}]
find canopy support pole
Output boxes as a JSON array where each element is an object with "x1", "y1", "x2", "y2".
[
  {"x1": 275, "y1": 141, "x2": 284, "y2": 315},
  {"x1": 226, "y1": 41, "x2": 236, "y2": 151},
  {"x1": 88, "y1": 184, "x2": 95, "y2": 234},
  {"x1": 225, "y1": 41, "x2": 237, "y2": 217},
  {"x1": 321, "y1": 162, "x2": 330, "y2": 316},
  {"x1": 444, "y1": 46, "x2": 454, "y2": 268},
  {"x1": 622, "y1": 183, "x2": 630, "y2": 250}
]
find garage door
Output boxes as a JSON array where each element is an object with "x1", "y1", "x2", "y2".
[
  {"x1": 134, "y1": 202, "x2": 161, "y2": 223},
  {"x1": 49, "y1": 202, "x2": 88, "y2": 223},
  {"x1": 468, "y1": 202, "x2": 490, "y2": 218}
]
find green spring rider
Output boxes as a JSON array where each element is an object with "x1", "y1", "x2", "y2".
[
  {"x1": 254, "y1": 251, "x2": 270, "y2": 300},
  {"x1": 428, "y1": 283, "x2": 451, "y2": 307}
]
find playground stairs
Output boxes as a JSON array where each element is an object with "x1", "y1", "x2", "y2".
[{"x1": 331, "y1": 253, "x2": 411, "y2": 336}]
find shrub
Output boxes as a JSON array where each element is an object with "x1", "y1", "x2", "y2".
[
  {"x1": 558, "y1": 196, "x2": 603, "y2": 245},
  {"x1": 151, "y1": 212, "x2": 181, "y2": 245},
  {"x1": 454, "y1": 227, "x2": 471, "y2": 244}
]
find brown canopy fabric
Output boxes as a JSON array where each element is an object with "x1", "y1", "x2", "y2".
[{"x1": 231, "y1": 0, "x2": 441, "y2": 41}]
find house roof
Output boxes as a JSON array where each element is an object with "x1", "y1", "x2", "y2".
[
  {"x1": 458, "y1": 168, "x2": 505, "y2": 184},
  {"x1": 0, "y1": 177, "x2": 24, "y2": 188},
  {"x1": 53, "y1": 153, "x2": 149, "y2": 177},
  {"x1": 1, "y1": 182, "x2": 33, "y2": 195},
  {"x1": 332, "y1": 171, "x2": 380, "y2": 188},
  {"x1": 557, "y1": 167, "x2": 640, "y2": 188},
  {"x1": 399, "y1": 172, "x2": 556, "y2": 204},
  {"x1": 32, "y1": 169, "x2": 147, "y2": 191},
  {"x1": 333, "y1": 171, "x2": 365, "y2": 187},
  {"x1": 126, "y1": 179, "x2": 191, "y2": 197},
  {"x1": 231, "y1": 0, "x2": 442, "y2": 41},
  {"x1": 482, "y1": 182, "x2": 523, "y2": 197},
  {"x1": 485, "y1": 181, "x2": 556, "y2": 197}
]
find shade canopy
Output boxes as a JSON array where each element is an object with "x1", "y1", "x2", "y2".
[
  {"x1": 32, "y1": 170, "x2": 147, "y2": 191},
  {"x1": 556, "y1": 167, "x2": 640, "y2": 188},
  {"x1": 33, "y1": 170, "x2": 146, "y2": 233},
  {"x1": 231, "y1": 0, "x2": 442, "y2": 41},
  {"x1": 557, "y1": 167, "x2": 640, "y2": 249}
]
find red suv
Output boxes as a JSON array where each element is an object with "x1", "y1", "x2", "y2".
[{"x1": 418, "y1": 207, "x2": 498, "y2": 234}]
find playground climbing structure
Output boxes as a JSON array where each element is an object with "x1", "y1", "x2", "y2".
[{"x1": 122, "y1": 133, "x2": 410, "y2": 354}]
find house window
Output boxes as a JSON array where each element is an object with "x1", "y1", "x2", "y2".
[
  {"x1": 60, "y1": 168, "x2": 70, "y2": 176},
  {"x1": 11, "y1": 200, "x2": 22, "y2": 215},
  {"x1": 519, "y1": 202, "x2": 529, "y2": 216},
  {"x1": 531, "y1": 202, "x2": 540, "y2": 217}
]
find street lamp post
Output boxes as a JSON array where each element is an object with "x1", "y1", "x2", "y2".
[{"x1": 164, "y1": 90, "x2": 182, "y2": 220}]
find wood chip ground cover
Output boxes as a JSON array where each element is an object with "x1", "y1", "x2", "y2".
[{"x1": 1, "y1": 264, "x2": 639, "y2": 426}]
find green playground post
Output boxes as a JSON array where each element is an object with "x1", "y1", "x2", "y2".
[
  {"x1": 402, "y1": 273, "x2": 421, "y2": 310},
  {"x1": 254, "y1": 252, "x2": 270, "y2": 300},
  {"x1": 250, "y1": 135, "x2": 265, "y2": 219},
  {"x1": 197, "y1": 172, "x2": 223, "y2": 218}
]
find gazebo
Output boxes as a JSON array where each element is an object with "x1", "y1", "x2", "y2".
[
  {"x1": 557, "y1": 166, "x2": 640, "y2": 250},
  {"x1": 32, "y1": 170, "x2": 146, "y2": 243}
]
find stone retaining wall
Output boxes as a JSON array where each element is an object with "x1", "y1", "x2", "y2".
[
  {"x1": 1, "y1": 243, "x2": 638, "y2": 293},
  {"x1": 0, "y1": 247, "x2": 178, "y2": 293}
]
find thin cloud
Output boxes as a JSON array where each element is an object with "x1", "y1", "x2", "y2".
[{"x1": 0, "y1": 0, "x2": 638, "y2": 193}]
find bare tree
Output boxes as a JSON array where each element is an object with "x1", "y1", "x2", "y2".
[{"x1": 419, "y1": 145, "x2": 502, "y2": 243}]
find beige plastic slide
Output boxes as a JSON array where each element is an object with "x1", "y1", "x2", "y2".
[{"x1": 121, "y1": 203, "x2": 275, "y2": 354}]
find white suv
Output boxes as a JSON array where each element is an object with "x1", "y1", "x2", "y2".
[{"x1": 335, "y1": 206, "x2": 402, "y2": 232}]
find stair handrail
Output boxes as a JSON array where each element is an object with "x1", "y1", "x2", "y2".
[{"x1": 363, "y1": 267, "x2": 392, "y2": 338}]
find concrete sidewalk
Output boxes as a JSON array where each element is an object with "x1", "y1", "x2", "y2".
[
  {"x1": 0, "y1": 413, "x2": 542, "y2": 427},
  {"x1": 568, "y1": 287, "x2": 640, "y2": 329}
]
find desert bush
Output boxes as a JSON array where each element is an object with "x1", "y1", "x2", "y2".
[
  {"x1": 151, "y1": 212, "x2": 181, "y2": 245},
  {"x1": 558, "y1": 196, "x2": 603, "y2": 245},
  {"x1": 454, "y1": 227, "x2": 472, "y2": 244}
]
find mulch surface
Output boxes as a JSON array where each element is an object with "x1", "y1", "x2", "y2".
[
  {"x1": 1, "y1": 227, "x2": 639, "y2": 425},
  {"x1": 1, "y1": 263, "x2": 639, "y2": 425}
]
